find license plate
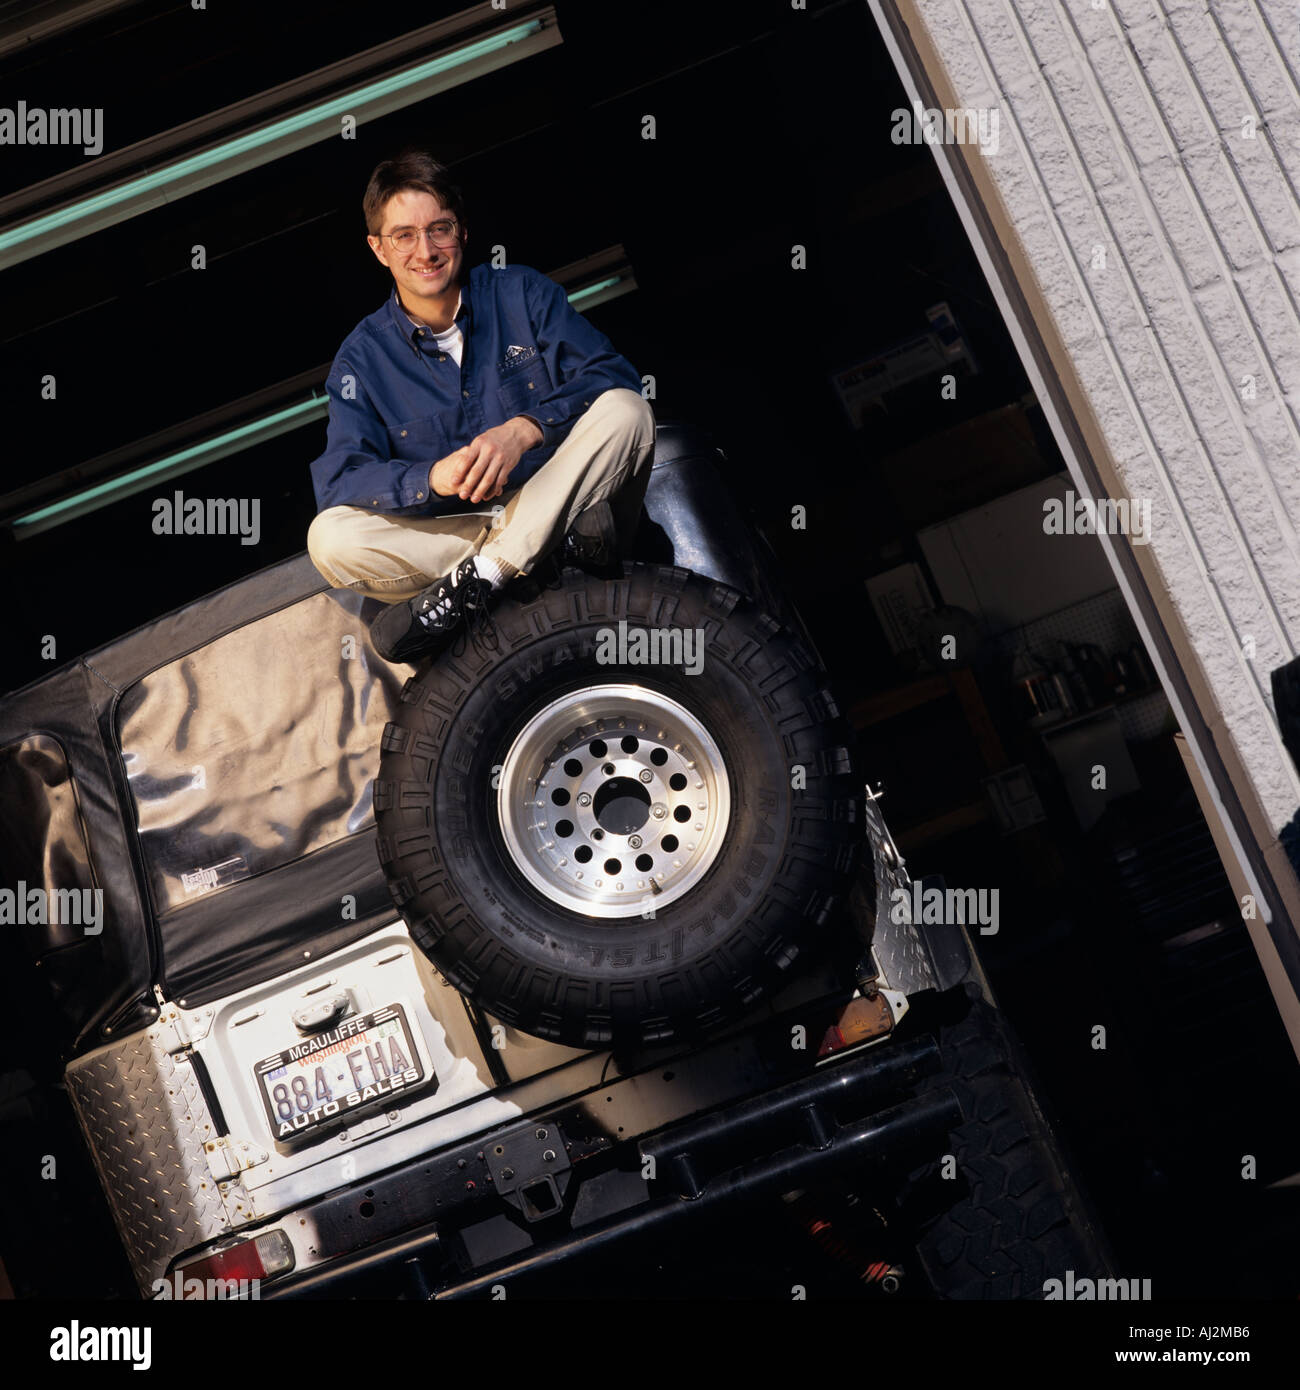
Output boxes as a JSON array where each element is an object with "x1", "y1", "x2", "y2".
[{"x1": 253, "y1": 1003, "x2": 430, "y2": 1141}]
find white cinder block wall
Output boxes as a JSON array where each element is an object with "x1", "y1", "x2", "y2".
[{"x1": 879, "y1": 1, "x2": 1300, "y2": 845}]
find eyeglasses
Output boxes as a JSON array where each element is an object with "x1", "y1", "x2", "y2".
[{"x1": 383, "y1": 219, "x2": 460, "y2": 254}]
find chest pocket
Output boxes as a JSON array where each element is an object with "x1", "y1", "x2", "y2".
[
  {"x1": 497, "y1": 357, "x2": 555, "y2": 417},
  {"x1": 386, "y1": 416, "x2": 448, "y2": 463}
]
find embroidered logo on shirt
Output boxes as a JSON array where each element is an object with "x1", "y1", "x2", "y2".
[{"x1": 500, "y1": 343, "x2": 537, "y2": 371}]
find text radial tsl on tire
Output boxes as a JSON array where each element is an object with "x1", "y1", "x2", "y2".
[{"x1": 373, "y1": 563, "x2": 863, "y2": 1050}]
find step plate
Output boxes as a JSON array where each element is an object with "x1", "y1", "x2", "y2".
[{"x1": 66, "y1": 1025, "x2": 250, "y2": 1295}]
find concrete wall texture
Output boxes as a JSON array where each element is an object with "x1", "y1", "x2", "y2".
[{"x1": 890, "y1": 0, "x2": 1300, "y2": 841}]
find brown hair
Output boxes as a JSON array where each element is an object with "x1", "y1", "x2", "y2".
[{"x1": 362, "y1": 150, "x2": 467, "y2": 237}]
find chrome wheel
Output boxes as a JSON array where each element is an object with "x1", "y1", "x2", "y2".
[{"x1": 497, "y1": 683, "x2": 731, "y2": 919}]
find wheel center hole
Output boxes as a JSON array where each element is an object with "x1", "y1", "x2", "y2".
[{"x1": 591, "y1": 776, "x2": 652, "y2": 835}]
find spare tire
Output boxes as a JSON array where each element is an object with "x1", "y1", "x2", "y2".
[{"x1": 374, "y1": 562, "x2": 861, "y2": 1049}]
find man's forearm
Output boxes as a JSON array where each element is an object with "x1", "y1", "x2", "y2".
[{"x1": 512, "y1": 414, "x2": 545, "y2": 450}]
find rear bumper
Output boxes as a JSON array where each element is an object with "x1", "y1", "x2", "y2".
[{"x1": 262, "y1": 1033, "x2": 959, "y2": 1299}]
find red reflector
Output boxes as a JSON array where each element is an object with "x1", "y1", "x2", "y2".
[
  {"x1": 186, "y1": 1241, "x2": 266, "y2": 1285},
  {"x1": 817, "y1": 1025, "x2": 846, "y2": 1058}
]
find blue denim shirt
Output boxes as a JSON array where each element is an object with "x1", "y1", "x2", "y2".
[{"x1": 309, "y1": 262, "x2": 642, "y2": 516}]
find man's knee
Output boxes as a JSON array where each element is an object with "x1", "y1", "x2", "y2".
[
  {"x1": 308, "y1": 507, "x2": 368, "y2": 579},
  {"x1": 590, "y1": 387, "x2": 655, "y2": 448}
]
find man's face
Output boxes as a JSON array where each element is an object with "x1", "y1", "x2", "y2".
[{"x1": 368, "y1": 189, "x2": 466, "y2": 309}]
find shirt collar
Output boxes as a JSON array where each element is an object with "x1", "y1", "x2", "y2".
[{"x1": 388, "y1": 280, "x2": 470, "y2": 345}]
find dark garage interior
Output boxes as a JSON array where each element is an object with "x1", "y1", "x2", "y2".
[{"x1": 1, "y1": 0, "x2": 1299, "y2": 1305}]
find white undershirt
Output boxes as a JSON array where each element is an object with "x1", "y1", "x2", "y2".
[{"x1": 404, "y1": 291, "x2": 463, "y2": 365}]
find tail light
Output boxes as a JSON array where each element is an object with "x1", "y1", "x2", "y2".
[
  {"x1": 818, "y1": 993, "x2": 895, "y2": 1057},
  {"x1": 163, "y1": 1229, "x2": 294, "y2": 1298}
]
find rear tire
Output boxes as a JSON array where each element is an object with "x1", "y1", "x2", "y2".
[{"x1": 907, "y1": 981, "x2": 1111, "y2": 1299}]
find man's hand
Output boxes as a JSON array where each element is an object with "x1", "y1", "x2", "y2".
[{"x1": 429, "y1": 417, "x2": 544, "y2": 504}]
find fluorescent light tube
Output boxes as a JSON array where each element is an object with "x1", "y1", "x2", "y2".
[{"x1": 0, "y1": 14, "x2": 559, "y2": 269}]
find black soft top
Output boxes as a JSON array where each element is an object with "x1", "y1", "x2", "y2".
[{"x1": 0, "y1": 553, "x2": 399, "y2": 1049}]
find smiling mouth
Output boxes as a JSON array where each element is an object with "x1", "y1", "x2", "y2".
[{"x1": 412, "y1": 262, "x2": 446, "y2": 277}]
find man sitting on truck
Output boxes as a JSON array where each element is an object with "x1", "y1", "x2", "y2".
[{"x1": 307, "y1": 149, "x2": 655, "y2": 662}]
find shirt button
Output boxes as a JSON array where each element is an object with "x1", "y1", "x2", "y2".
[
  {"x1": 417, "y1": 491, "x2": 424, "y2": 499},
  {"x1": 372, "y1": 499, "x2": 379, "y2": 505},
  {"x1": 400, "y1": 429, "x2": 407, "y2": 437},
  {"x1": 527, "y1": 381, "x2": 535, "y2": 389},
  {"x1": 439, "y1": 354, "x2": 446, "y2": 362},
  {"x1": 416, "y1": 329, "x2": 424, "y2": 337},
  {"x1": 547, "y1": 417, "x2": 554, "y2": 423},
  {"x1": 463, "y1": 390, "x2": 469, "y2": 398}
]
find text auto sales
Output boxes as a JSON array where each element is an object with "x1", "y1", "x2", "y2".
[{"x1": 274, "y1": 1066, "x2": 421, "y2": 1136}]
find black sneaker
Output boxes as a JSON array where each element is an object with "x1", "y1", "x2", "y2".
[
  {"x1": 369, "y1": 557, "x2": 488, "y2": 663},
  {"x1": 562, "y1": 499, "x2": 618, "y2": 571}
]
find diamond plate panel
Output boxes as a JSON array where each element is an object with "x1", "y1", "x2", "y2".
[
  {"x1": 66, "y1": 1026, "x2": 240, "y2": 1295},
  {"x1": 863, "y1": 793, "x2": 937, "y2": 996}
]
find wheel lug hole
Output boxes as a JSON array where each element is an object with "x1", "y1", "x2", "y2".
[{"x1": 602, "y1": 763, "x2": 616, "y2": 776}]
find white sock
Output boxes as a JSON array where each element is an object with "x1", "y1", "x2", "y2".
[{"x1": 473, "y1": 554, "x2": 506, "y2": 589}]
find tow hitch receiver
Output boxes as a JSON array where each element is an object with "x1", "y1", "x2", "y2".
[{"x1": 483, "y1": 1122, "x2": 573, "y2": 1222}]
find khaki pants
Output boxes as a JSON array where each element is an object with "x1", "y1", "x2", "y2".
[{"x1": 308, "y1": 388, "x2": 655, "y2": 602}]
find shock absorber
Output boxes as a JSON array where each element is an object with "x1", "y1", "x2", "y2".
[{"x1": 782, "y1": 1190, "x2": 905, "y2": 1292}]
